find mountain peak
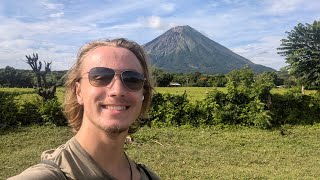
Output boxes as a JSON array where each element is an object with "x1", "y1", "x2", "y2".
[
  {"x1": 144, "y1": 25, "x2": 274, "y2": 74},
  {"x1": 170, "y1": 25, "x2": 191, "y2": 32}
]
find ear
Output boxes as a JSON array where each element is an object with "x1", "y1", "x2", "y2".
[{"x1": 76, "y1": 82, "x2": 83, "y2": 105}]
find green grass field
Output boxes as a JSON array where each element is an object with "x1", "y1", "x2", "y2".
[
  {"x1": 155, "y1": 87, "x2": 227, "y2": 102},
  {"x1": 1, "y1": 87, "x2": 319, "y2": 179},
  {"x1": 1, "y1": 125, "x2": 320, "y2": 179},
  {"x1": 155, "y1": 87, "x2": 317, "y2": 103},
  {"x1": 1, "y1": 87, "x2": 316, "y2": 104}
]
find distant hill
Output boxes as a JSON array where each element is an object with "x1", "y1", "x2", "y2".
[{"x1": 143, "y1": 25, "x2": 275, "y2": 74}]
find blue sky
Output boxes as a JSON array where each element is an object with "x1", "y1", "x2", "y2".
[{"x1": 0, "y1": 0, "x2": 319, "y2": 71}]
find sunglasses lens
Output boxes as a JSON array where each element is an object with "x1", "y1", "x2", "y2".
[
  {"x1": 86, "y1": 67, "x2": 145, "y2": 91},
  {"x1": 122, "y1": 71, "x2": 145, "y2": 91},
  {"x1": 88, "y1": 67, "x2": 114, "y2": 87}
]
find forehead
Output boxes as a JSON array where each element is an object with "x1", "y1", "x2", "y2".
[{"x1": 81, "y1": 46, "x2": 143, "y2": 72}]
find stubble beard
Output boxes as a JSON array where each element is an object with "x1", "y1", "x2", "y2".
[
  {"x1": 103, "y1": 124, "x2": 128, "y2": 137},
  {"x1": 90, "y1": 119, "x2": 129, "y2": 138}
]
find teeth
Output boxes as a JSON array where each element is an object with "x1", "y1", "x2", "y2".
[{"x1": 106, "y1": 106, "x2": 127, "y2": 110}]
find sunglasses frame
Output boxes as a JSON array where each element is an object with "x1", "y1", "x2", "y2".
[{"x1": 78, "y1": 67, "x2": 146, "y2": 91}]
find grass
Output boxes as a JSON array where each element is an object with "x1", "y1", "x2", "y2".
[
  {"x1": 155, "y1": 87, "x2": 227, "y2": 102},
  {"x1": 1, "y1": 87, "x2": 316, "y2": 104},
  {"x1": 156, "y1": 87, "x2": 317, "y2": 103},
  {"x1": 0, "y1": 87, "x2": 35, "y2": 93},
  {"x1": 0, "y1": 126, "x2": 72, "y2": 179},
  {"x1": 0, "y1": 87, "x2": 65, "y2": 104},
  {"x1": 2, "y1": 125, "x2": 320, "y2": 179}
]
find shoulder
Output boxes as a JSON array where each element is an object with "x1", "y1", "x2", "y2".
[
  {"x1": 41, "y1": 138, "x2": 75, "y2": 161},
  {"x1": 8, "y1": 138, "x2": 76, "y2": 180},
  {"x1": 7, "y1": 163, "x2": 67, "y2": 180},
  {"x1": 137, "y1": 163, "x2": 160, "y2": 180}
]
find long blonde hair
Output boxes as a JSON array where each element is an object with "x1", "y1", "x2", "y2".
[{"x1": 63, "y1": 38, "x2": 153, "y2": 133}]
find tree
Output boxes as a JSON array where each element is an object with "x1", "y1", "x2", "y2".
[
  {"x1": 151, "y1": 67, "x2": 173, "y2": 87},
  {"x1": 4, "y1": 66, "x2": 16, "y2": 87},
  {"x1": 225, "y1": 66, "x2": 254, "y2": 104},
  {"x1": 25, "y1": 53, "x2": 56, "y2": 101},
  {"x1": 277, "y1": 20, "x2": 320, "y2": 92},
  {"x1": 0, "y1": 66, "x2": 33, "y2": 87}
]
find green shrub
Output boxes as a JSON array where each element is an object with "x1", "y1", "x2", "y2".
[
  {"x1": 16, "y1": 97, "x2": 42, "y2": 125},
  {"x1": 1, "y1": 91, "x2": 67, "y2": 129},
  {"x1": 200, "y1": 89, "x2": 226, "y2": 126},
  {"x1": 0, "y1": 91, "x2": 19, "y2": 129},
  {"x1": 38, "y1": 97, "x2": 67, "y2": 126},
  {"x1": 180, "y1": 102, "x2": 203, "y2": 126},
  {"x1": 270, "y1": 90, "x2": 320, "y2": 126},
  {"x1": 243, "y1": 97, "x2": 272, "y2": 128},
  {"x1": 149, "y1": 92, "x2": 189, "y2": 127}
]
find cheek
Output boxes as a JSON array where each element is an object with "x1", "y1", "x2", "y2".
[
  {"x1": 133, "y1": 93, "x2": 144, "y2": 112},
  {"x1": 82, "y1": 87, "x2": 106, "y2": 105},
  {"x1": 133, "y1": 91, "x2": 144, "y2": 103}
]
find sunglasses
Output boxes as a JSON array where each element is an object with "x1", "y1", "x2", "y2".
[{"x1": 78, "y1": 67, "x2": 145, "y2": 91}]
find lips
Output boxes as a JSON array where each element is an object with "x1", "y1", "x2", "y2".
[{"x1": 101, "y1": 105, "x2": 129, "y2": 110}]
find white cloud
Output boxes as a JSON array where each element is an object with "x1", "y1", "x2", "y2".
[
  {"x1": 160, "y1": 3, "x2": 175, "y2": 13},
  {"x1": 49, "y1": 12, "x2": 64, "y2": 18},
  {"x1": 78, "y1": 1, "x2": 154, "y2": 23},
  {"x1": 0, "y1": 40, "x2": 76, "y2": 70},
  {"x1": 40, "y1": 1, "x2": 64, "y2": 10},
  {"x1": 1, "y1": 0, "x2": 318, "y2": 71},
  {"x1": 147, "y1": 16, "x2": 162, "y2": 29},
  {"x1": 208, "y1": 1, "x2": 219, "y2": 8},
  {"x1": 231, "y1": 36, "x2": 287, "y2": 70},
  {"x1": 140, "y1": 15, "x2": 177, "y2": 31},
  {"x1": 108, "y1": 22, "x2": 142, "y2": 30},
  {"x1": 263, "y1": 0, "x2": 304, "y2": 15}
]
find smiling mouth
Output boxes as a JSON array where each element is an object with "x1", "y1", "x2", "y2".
[{"x1": 102, "y1": 105, "x2": 129, "y2": 110}]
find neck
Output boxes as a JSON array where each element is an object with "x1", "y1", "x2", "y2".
[{"x1": 75, "y1": 119, "x2": 130, "y2": 179}]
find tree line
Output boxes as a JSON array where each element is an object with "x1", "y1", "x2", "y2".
[
  {"x1": 0, "y1": 66, "x2": 66, "y2": 88},
  {"x1": 0, "y1": 65, "x2": 293, "y2": 89}
]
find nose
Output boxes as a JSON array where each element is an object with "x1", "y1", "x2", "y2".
[{"x1": 107, "y1": 74, "x2": 126, "y2": 97}]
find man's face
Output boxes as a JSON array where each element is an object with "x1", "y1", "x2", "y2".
[{"x1": 76, "y1": 46, "x2": 144, "y2": 134}]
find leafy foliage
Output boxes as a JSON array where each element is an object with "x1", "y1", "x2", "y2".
[
  {"x1": 149, "y1": 92, "x2": 189, "y2": 126},
  {"x1": 38, "y1": 97, "x2": 67, "y2": 126},
  {"x1": 278, "y1": 20, "x2": 320, "y2": 89},
  {"x1": 0, "y1": 91, "x2": 67, "y2": 130},
  {"x1": 0, "y1": 66, "x2": 67, "y2": 88},
  {"x1": 0, "y1": 66, "x2": 34, "y2": 87},
  {"x1": 17, "y1": 97, "x2": 41, "y2": 125},
  {"x1": 0, "y1": 92, "x2": 19, "y2": 129},
  {"x1": 270, "y1": 89, "x2": 320, "y2": 125},
  {"x1": 1, "y1": 67, "x2": 319, "y2": 130},
  {"x1": 151, "y1": 67, "x2": 173, "y2": 87},
  {"x1": 151, "y1": 67, "x2": 228, "y2": 87},
  {"x1": 147, "y1": 67, "x2": 319, "y2": 128}
]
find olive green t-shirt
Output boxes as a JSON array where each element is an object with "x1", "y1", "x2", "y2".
[{"x1": 8, "y1": 137, "x2": 159, "y2": 180}]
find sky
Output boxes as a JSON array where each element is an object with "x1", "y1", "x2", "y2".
[{"x1": 0, "y1": 0, "x2": 319, "y2": 71}]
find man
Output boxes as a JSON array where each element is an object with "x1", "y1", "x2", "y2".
[{"x1": 9, "y1": 38, "x2": 159, "y2": 180}]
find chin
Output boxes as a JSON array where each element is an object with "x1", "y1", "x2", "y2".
[{"x1": 99, "y1": 123, "x2": 130, "y2": 134}]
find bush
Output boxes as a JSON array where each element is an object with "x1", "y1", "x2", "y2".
[
  {"x1": 242, "y1": 97, "x2": 272, "y2": 128},
  {"x1": 270, "y1": 90, "x2": 320, "y2": 126},
  {"x1": 38, "y1": 97, "x2": 67, "y2": 126},
  {"x1": 149, "y1": 92, "x2": 189, "y2": 127},
  {"x1": 0, "y1": 91, "x2": 19, "y2": 129},
  {"x1": 17, "y1": 97, "x2": 41, "y2": 125},
  {"x1": 0, "y1": 91, "x2": 67, "y2": 129},
  {"x1": 199, "y1": 89, "x2": 226, "y2": 126}
]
